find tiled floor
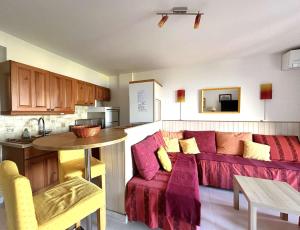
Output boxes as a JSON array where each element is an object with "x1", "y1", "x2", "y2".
[{"x1": 0, "y1": 186, "x2": 299, "y2": 230}]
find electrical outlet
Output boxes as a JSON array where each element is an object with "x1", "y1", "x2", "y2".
[{"x1": 6, "y1": 127, "x2": 14, "y2": 133}]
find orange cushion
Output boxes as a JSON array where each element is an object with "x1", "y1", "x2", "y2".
[
  {"x1": 161, "y1": 130, "x2": 183, "y2": 139},
  {"x1": 216, "y1": 132, "x2": 252, "y2": 155}
]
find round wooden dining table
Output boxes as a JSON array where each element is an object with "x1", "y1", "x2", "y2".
[{"x1": 33, "y1": 128, "x2": 127, "y2": 230}]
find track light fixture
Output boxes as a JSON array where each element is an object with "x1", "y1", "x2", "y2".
[
  {"x1": 158, "y1": 15, "x2": 169, "y2": 28},
  {"x1": 194, "y1": 12, "x2": 201, "y2": 29},
  {"x1": 157, "y1": 7, "x2": 204, "y2": 29}
]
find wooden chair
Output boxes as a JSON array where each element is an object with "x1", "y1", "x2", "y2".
[{"x1": 0, "y1": 160, "x2": 106, "y2": 230}]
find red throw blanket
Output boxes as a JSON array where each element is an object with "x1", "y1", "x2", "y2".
[{"x1": 166, "y1": 154, "x2": 201, "y2": 227}]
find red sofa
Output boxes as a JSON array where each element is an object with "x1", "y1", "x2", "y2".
[
  {"x1": 195, "y1": 133, "x2": 300, "y2": 191},
  {"x1": 125, "y1": 130, "x2": 300, "y2": 230},
  {"x1": 197, "y1": 152, "x2": 300, "y2": 191}
]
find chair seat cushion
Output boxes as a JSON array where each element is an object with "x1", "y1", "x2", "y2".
[
  {"x1": 61, "y1": 157, "x2": 105, "y2": 180},
  {"x1": 34, "y1": 177, "x2": 104, "y2": 229}
]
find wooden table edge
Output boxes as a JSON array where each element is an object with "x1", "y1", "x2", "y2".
[{"x1": 32, "y1": 136, "x2": 127, "y2": 151}]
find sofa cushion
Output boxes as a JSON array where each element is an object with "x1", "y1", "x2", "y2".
[
  {"x1": 152, "y1": 131, "x2": 166, "y2": 148},
  {"x1": 131, "y1": 135, "x2": 160, "y2": 180},
  {"x1": 161, "y1": 130, "x2": 184, "y2": 139},
  {"x1": 163, "y1": 137, "x2": 180, "y2": 152},
  {"x1": 157, "y1": 146, "x2": 172, "y2": 172},
  {"x1": 183, "y1": 130, "x2": 216, "y2": 153},
  {"x1": 243, "y1": 141, "x2": 271, "y2": 161},
  {"x1": 253, "y1": 134, "x2": 300, "y2": 162},
  {"x1": 179, "y1": 137, "x2": 200, "y2": 154},
  {"x1": 216, "y1": 132, "x2": 252, "y2": 155}
]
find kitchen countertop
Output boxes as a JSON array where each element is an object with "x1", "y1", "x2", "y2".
[
  {"x1": 0, "y1": 133, "x2": 64, "y2": 149},
  {"x1": 0, "y1": 141, "x2": 33, "y2": 149}
]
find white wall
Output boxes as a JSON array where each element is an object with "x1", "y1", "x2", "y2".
[
  {"x1": 0, "y1": 30, "x2": 109, "y2": 86},
  {"x1": 113, "y1": 54, "x2": 300, "y2": 122},
  {"x1": 113, "y1": 73, "x2": 133, "y2": 125}
]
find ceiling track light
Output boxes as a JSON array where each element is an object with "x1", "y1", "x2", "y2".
[
  {"x1": 158, "y1": 15, "x2": 169, "y2": 28},
  {"x1": 194, "y1": 12, "x2": 201, "y2": 29},
  {"x1": 157, "y1": 7, "x2": 204, "y2": 29}
]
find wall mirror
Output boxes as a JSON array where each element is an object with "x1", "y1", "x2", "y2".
[{"x1": 201, "y1": 87, "x2": 241, "y2": 113}]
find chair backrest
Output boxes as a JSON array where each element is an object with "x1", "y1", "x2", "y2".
[
  {"x1": 0, "y1": 161, "x2": 38, "y2": 230},
  {"x1": 58, "y1": 149, "x2": 85, "y2": 163}
]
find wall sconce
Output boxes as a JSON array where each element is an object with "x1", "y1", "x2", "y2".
[
  {"x1": 260, "y1": 83, "x2": 272, "y2": 120},
  {"x1": 176, "y1": 89, "x2": 185, "y2": 120}
]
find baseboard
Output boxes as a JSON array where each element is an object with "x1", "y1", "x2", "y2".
[{"x1": 106, "y1": 210, "x2": 127, "y2": 224}]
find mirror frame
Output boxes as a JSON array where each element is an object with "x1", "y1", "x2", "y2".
[{"x1": 201, "y1": 87, "x2": 241, "y2": 114}]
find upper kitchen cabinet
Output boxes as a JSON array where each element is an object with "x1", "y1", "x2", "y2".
[
  {"x1": 95, "y1": 86, "x2": 111, "y2": 101},
  {"x1": 0, "y1": 60, "x2": 110, "y2": 114},
  {"x1": 0, "y1": 61, "x2": 76, "y2": 115},
  {"x1": 49, "y1": 72, "x2": 75, "y2": 113},
  {"x1": 86, "y1": 83, "x2": 95, "y2": 105},
  {"x1": 0, "y1": 61, "x2": 50, "y2": 114},
  {"x1": 75, "y1": 81, "x2": 96, "y2": 105}
]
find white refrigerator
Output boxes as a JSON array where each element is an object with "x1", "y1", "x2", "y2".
[{"x1": 129, "y1": 80, "x2": 162, "y2": 123}]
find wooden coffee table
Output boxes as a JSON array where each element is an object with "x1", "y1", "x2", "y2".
[{"x1": 233, "y1": 175, "x2": 300, "y2": 230}]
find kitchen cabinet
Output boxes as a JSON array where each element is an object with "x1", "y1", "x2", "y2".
[
  {"x1": 0, "y1": 60, "x2": 110, "y2": 115},
  {"x1": 76, "y1": 80, "x2": 86, "y2": 105},
  {"x1": 0, "y1": 61, "x2": 50, "y2": 114},
  {"x1": 64, "y1": 78, "x2": 76, "y2": 112},
  {"x1": 95, "y1": 86, "x2": 111, "y2": 101},
  {"x1": 86, "y1": 83, "x2": 95, "y2": 105},
  {"x1": 2, "y1": 146, "x2": 58, "y2": 193},
  {"x1": 49, "y1": 73, "x2": 64, "y2": 112},
  {"x1": 75, "y1": 81, "x2": 96, "y2": 105},
  {"x1": 49, "y1": 72, "x2": 75, "y2": 113}
]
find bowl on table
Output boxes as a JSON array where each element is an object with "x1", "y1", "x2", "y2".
[{"x1": 71, "y1": 125, "x2": 101, "y2": 138}]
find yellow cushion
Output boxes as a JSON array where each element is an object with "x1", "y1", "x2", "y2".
[
  {"x1": 34, "y1": 177, "x2": 104, "y2": 230},
  {"x1": 163, "y1": 137, "x2": 180, "y2": 152},
  {"x1": 243, "y1": 141, "x2": 271, "y2": 161},
  {"x1": 157, "y1": 146, "x2": 172, "y2": 172},
  {"x1": 60, "y1": 157, "x2": 105, "y2": 181},
  {"x1": 179, "y1": 138, "x2": 200, "y2": 154}
]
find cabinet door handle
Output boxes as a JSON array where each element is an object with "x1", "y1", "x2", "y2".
[{"x1": 47, "y1": 109, "x2": 51, "y2": 111}]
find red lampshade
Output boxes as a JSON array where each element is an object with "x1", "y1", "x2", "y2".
[
  {"x1": 260, "y1": 83, "x2": 272, "y2": 100},
  {"x1": 176, "y1": 89, "x2": 185, "y2": 102}
]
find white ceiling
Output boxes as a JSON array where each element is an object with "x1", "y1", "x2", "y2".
[{"x1": 0, "y1": 0, "x2": 300, "y2": 75}]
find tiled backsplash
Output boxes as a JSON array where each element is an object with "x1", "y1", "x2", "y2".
[{"x1": 0, "y1": 106, "x2": 88, "y2": 141}]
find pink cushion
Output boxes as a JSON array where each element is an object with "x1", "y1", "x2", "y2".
[
  {"x1": 131, "y1": 135, "x2": 160, "y2": 180},
  {"x1": 253, "y1": 134, "x2": 300, "y2": 162},
  {"x1": 216, "y1": 132, "x2": 252, "y2": 155},
  {"x1": 152, "y1": 131, "x2": 166, "y2": 148},
  {"x1": 183, "y1": 131, "x2": 216, "y2": 153}
]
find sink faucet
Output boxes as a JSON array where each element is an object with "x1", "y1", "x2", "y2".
[{"x1": 38, "y1": 117, "x2": 46, "y2": 136}]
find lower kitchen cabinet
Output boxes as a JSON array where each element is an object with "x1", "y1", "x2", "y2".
[{"x1": 2, "y1": 146, "x2": 58, "y2": 193}]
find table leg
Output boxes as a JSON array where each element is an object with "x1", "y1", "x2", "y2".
[
  {"x1": 84, "y1": 148, "x2": 92, "y2": 230},
  {"x1": 280, "y1": 212, "x2": 288, "y2": 221},
  {"x1": 248, "y1": 203, "x2": 257, "y2": 230},
  {"x1": 233, "y1": 178, "x2": 240, "y2": 210}
]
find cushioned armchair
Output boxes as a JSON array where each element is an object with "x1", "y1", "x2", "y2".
[{"x1": 0, "y1": 160, "x2": 106, "y2": 230}]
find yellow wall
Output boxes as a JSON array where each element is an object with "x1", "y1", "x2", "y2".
[{"x1": 0, "y1": 30, "x2": 109, "y2": 86}]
